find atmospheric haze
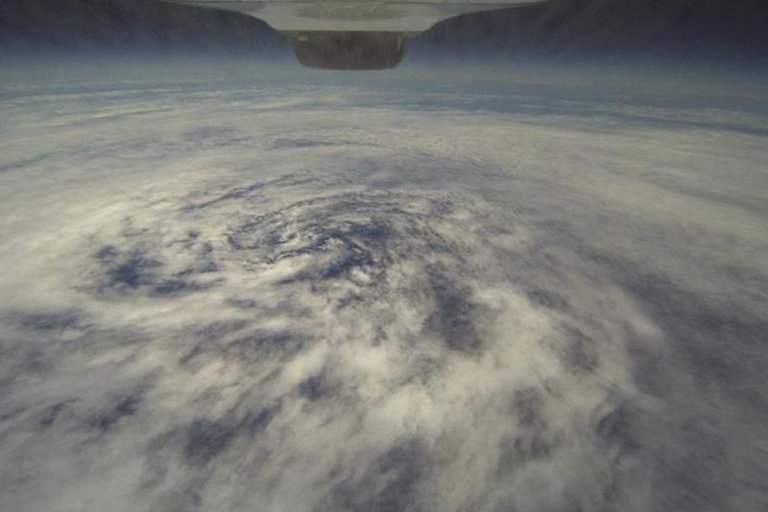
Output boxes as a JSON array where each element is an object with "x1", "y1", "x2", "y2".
[{"x1": 0, "y1": 58, "x2": 767, "y2": 512}]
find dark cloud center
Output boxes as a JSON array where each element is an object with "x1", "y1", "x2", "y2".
[{"x1": 225, "y1": 192, "x2": 487, "y2": 352}]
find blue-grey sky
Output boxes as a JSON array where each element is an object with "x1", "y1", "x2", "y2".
[{"x1": 1, "y1": 0, "x2": 767, "y2": 60}]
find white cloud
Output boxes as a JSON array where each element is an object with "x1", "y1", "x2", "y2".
[{"x1": 0, "y1": 61, "x2": 766, "y2": 512}]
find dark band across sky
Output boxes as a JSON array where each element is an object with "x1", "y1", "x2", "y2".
[{"x1": 1, "y1": 0, "x2": 766, "y2": 59}]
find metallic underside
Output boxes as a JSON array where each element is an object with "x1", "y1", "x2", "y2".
[
  {"x1": 287, "y1": 31, "x2": 406, "y2": 69},
  {"x1": 163, "y1": 1, "x2": 547, "y2": 69}
]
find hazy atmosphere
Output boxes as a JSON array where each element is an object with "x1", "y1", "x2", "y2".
[
  {"x1": 1, "y1": 2, "x2": 767, "y2": 512},
  {"x1": 2, "y1": 0, "x2": 768, "y2": 59}
]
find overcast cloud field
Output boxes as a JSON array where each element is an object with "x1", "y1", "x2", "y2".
[{"x1": 0, "y1": 60, "x2": 767, "y2": 512}]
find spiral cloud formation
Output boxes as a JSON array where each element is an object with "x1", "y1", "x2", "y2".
[{"x1": 0, "y1": 65, "x2": 766, "y2": 512}]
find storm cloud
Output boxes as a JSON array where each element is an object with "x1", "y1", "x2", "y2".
[{"x1": 0, "y1": 64, "x2": 766, "y2": 511}]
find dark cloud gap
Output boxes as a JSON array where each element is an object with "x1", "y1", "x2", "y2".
[
  {"x1": 240, "y1": 401, "x2": 281, "y2": 436},
  {"x1": 568, "y1": 245, "x2": 766, "y2": 510},
  {"x1": 594, "y1": 404, "x2": 637, "y2": 451},
  {"x1": 183, "y1": 418, "x2": 237, "y2": 466},
  {"x1": 272, "y1": 138, "x2": 343, "y2": 150},
  {"x1": 424, "y1": 269, "x2": 482, "y2": 353},
  {"x1": 181, "y1": 329, "x2": 312, "y2": 365},
  {"x1": 87, "y1": 391, "x2": 143, "y2": 433},
  {"x1": 558, "y1": 327, "x2": 600, "y2": 374},
  {"x1": 36, "y1": 399, "x2": 79, "y2": 429},
  {"x1": 332, "y1": 439, "x2": 428, "y2": 512},
  {"x1": 186, "y1": 173, "x2": 314, "y2": 211},
  {"x1": 298, "y1": 374, "x2": 330, "y2": 402},
  {"x1": 582, "y1": 247, "x2": 765, "y2": 395},
  {"x1": 90, "y1": 236, "x2": 220, "y2": 298},
  {"x1": 16, "y1": 310, "x2": 83, "y2": 332},
  {"x1": 526, "y1": 287, "x2": 569, "y2": 311}
]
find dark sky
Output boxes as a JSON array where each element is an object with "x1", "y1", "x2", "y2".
[{"x1": 1, "y1": 0, "x2": 767, "y2": 60}]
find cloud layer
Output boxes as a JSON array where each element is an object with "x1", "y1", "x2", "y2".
[{"x1": 0, "y1": 65, "x2": 767, "y2": 512}]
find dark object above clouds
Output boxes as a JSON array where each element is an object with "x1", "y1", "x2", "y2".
[
  {"x1": 156, "y1": 0, "x2": 545, "y2": 69},
  {"x1": 0, "y1": 0, "x2": 766, "y2": 60},
  {"x1": 287, "y1": 32, "x2": 406, "y2": 70}
]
